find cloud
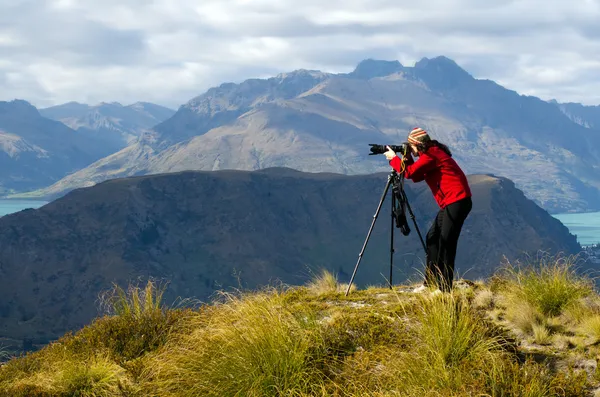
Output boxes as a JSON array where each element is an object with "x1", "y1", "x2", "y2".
[{"x1": 1, "y1": 0, "x2": 600, "y2": 108}]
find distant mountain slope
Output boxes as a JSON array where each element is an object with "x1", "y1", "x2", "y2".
[
  {"x1": 552, "y1": 100, "x2": 600, "y2": 130},
  {"x1": 14, "y1": 57, "x2": 600, "y2": 213},
  {"x1": 40, "y1": 101, "x2": 175, "y2": 148},
  {"x1": 0, "y1": 100, "x2": 126, "y2": 194},
  {"x1": 0, "y1": 168, "x2": 580, "y2": 346}
]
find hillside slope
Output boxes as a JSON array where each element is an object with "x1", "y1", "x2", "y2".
[
  {"x1": 0, "y1": 168, "x2": 580, "y2": 347},
  {"x1": 20, "y1": 57, "x2": 600, "y2": 213},
  {"x1": 0, "y1": 100, "x2": 120, "y2": 194}
]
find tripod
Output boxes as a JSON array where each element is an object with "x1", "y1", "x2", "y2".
[{"x1": 345, "y1": 169, "x2": 427, "y2": 296}]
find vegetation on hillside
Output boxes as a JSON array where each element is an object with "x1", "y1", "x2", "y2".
[{"x1": 1, "y1": 255, "x2": 600, "y2": 396}]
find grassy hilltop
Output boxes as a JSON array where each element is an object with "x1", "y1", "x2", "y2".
[{"x1": 2, "y1": 255, "x2": 600, "y2": 396}]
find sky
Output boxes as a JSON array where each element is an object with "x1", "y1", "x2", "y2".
[{"x1": 1, "y1": 0, "x2": 600, "y2": 109}]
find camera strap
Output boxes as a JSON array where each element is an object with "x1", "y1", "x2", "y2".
[{"x1": 392, "y1": 176, "x2": 411, "y2": 236}]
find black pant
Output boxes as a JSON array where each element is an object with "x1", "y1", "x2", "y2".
[{"x1": 424, "y1": 197, "x2": 472, "y2": 292}]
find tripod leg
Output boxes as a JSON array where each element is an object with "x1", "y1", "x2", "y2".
[
  {"x1": 389, "y1": 192, "x2": 395, "y2": 289},
  {"x1": 345, "y1": 176, "x2": 392, "y2": 296}
]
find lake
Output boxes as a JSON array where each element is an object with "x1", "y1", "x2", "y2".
[
  {"x1": 0, "y1": 199, "x2": 49, "y2": 217},
  {"x1": 552, "y1": 211, "x2": 600, "y2": 247}
]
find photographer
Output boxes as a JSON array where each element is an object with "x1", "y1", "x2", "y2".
[{"x1": 383, "y1": 127, "x2": 472, "y2": 293}]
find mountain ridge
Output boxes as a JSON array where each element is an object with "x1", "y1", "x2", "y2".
[
  {"x1": 8, "y1": 56, "x2": 600, "y2": 213},
  {"x1": 40, "y1": 101, "x2": 176, "y2": 147},
  {"x1": 0, "y1": 99, "x2": 128, "y2": 194}
]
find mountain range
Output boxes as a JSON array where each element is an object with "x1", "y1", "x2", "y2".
[
  {"x1": 552, "y1": 99, "x2": 600, "y2": 130},
  {"x1": 7, "y1": 56, "x2": 600, "y2": 213},
  {"x1": 0, "y1": 100, "x2": 174, "y2": 195},
  {"x1": 0, "y1": 167, "x2": 581, "y2": 350},
  {"x1": 40, "y1": 101, "x2": 175, "y2": 148}
]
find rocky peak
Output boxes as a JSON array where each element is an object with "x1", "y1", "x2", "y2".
[
  {"x1": 411, "y1": 56, "x2": 473, "y2": 89},
  {"x1": 39, "y1": 102, "x2": 90, "y2": 120},
  {"x1": 414, "y1": 56, "x2": 469, "y2": 74},
  {"x1": 184, "y1": 70, "x2": 328, "y2": 116},
  {"x1": 128, "y1": 102, "x2": 155, "y2": 111},
  {"x1": 0, "y1": 99, "x2": 40, "y2": 118},
  {"x1": 96, "y1": 101, "x2": 123, "y2": 108},
  {"x1": 350, "y1": 59, "x2": 404, "y2": 79}
]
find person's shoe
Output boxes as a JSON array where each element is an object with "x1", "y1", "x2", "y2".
[{"x1": 412, "y1": 285, "x2": 428, "y2": 293}]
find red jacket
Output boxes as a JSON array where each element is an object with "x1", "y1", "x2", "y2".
[{"x1": 389, "y1": 146, "x2": 471, "y2": 209}]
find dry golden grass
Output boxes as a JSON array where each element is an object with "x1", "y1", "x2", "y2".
[
  {"x1": 0, "y1": 260, "x2": 596, "y2": 396},
  {"x1": 307, "y1": 268, "x2": 347, "y2": 295},
  {"x1": 580, "y1": 315, "x2": 600, "y2": 343},
  {"x1": 495, "y1": 254, "x2": 594, "y2": 317},
  {"x1": 473, "y1": 288, "x2": 495, "y2": 310}
]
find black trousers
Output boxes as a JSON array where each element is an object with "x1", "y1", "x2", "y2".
[{"x1": 424, "y1": 197, "x2": 472, "y2": 292}]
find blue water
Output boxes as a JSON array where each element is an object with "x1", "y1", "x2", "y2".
[
  {"x1": 0, "y1": 199, "x2": 48, "y2": 217},
  {"x1": 552, "y1": 212, "x2": 600, "y2": 246}
]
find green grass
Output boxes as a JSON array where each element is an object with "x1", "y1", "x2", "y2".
[
  {"x1": 494, "y1": 254, "x2": 594, "y2": 317},
  {"x1": 0, "y1": 259, "x2": 598, "y2": 396}
]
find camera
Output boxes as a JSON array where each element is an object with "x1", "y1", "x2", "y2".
[{"x1": 368, "y1": 143, "x2": 408, "y2": 156}]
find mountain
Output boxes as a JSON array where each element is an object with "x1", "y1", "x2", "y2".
[
  {"x1": 551, "y1": 100, "x2": 600, "y2": 130},
  {"x1": 39, "y1": 101, "x2": 175, "y2": 150},
  {"x1": 12, "y1": 56, "x2": 600, "y2": 213},
  {"x1": 0, "y1": 100, "x2": 130, "y2": 194},
  {"x1": 0, "y1": 168, "x2": 580, "y2": 348}
]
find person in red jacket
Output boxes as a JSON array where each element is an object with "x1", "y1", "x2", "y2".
[{"x1": 384, "y1": 127, "x2": 472, "y2": 293}]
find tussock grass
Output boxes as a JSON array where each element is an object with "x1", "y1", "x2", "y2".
[
  {"x1": 0, "y1": 280, "x2": 193, "y2": 396},
  {"x1": 507, "y1": 301, "x2": 546, "y2": 335},
  {"x1": 393, "y1": 293, "x2": 508, "y2": 392},
  {"x1": 473, "y1": 288, "x2": 495, "y2": 310},
  {"x1": 80, "y1": 280, "x2": 193, "y2": 365},
  {"x1": 99, "y1": 279, "x2": 167, "y2": 317},
  {"x1": 307, "y1": 269, "x2": 346, "y2": 295},
  {"x1": 580, "y1": 315, "x2": 600, "y2": 343},
  {"x1": 563, "y1": 295, "x2": 600, "y2": 326},
  {"x1": 532, "y1": 323, "x2": 552, "y2": 345},
  {"x1": 495, "y1": 254, "x2": 594, "y2": 318},
  {"x1": 334, "y1": 292, "x2": 587, "y2": 396},
  {"x1": 1, "y1": 259, "x2": 598, "y2": 396},
  {"x1": 141, "y1": 288, "x2": 330, "y2": 396},
  {"x1": 412, "y1": 293, "x2": 503, "y2": 369},
  {"x1": 0, "y1": 352, "x2": 135, "y2": 397}
]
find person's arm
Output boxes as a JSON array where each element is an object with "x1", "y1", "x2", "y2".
[
  {"x1": 389, "y1": 156, "x2": 404, "y2": 173},
  {"x1": 389, "y1": 153, "x2": 437, "y2": 182}
]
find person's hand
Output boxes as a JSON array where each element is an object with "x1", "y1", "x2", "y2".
[{"x1": 384, "y1": 146, "x2": 397, "y2": 161}]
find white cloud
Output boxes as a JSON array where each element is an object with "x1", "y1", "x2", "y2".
[{"x1": 1, "y1": 0, "x2": 600, "y2": 108}]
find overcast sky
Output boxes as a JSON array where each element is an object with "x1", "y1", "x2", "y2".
[{"x1": 1, "y1": 0, "x2": 600, "y2": 109}]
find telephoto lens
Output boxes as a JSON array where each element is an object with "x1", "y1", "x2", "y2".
[{"x1": 368, "y1": 143, "x2": 407, "y2": 155}]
